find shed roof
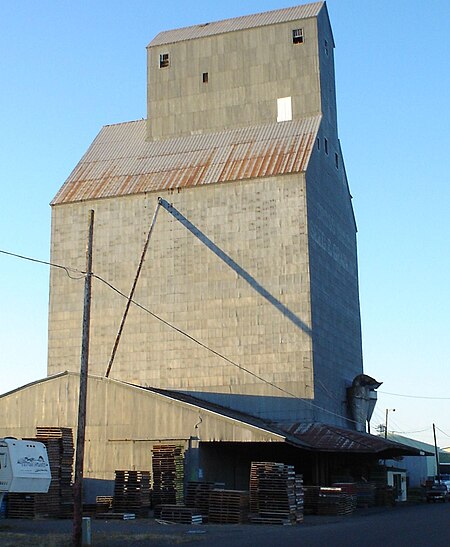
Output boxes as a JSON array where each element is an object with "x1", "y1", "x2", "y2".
[
  {"x1": 0, "y1": 373, "x2": 420, "y2": 457},
  {"x1": 148, "y1": 3, "x2": 324, "y2": 47},
  {"x1": 52, "y1": 117, "x2": 320, "y2": 205},
  {"x1": 146, "y1": 386, "x2": 423, "y2": 457},
  {"x1": 283, "y1": 422, "x2": 423, "y2": 455}
]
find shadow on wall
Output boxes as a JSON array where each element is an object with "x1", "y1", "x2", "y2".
[{"x1": 159, "y1": 198, "x2": 312, "y2": 337}]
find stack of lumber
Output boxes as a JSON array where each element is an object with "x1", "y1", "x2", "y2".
[
  {"x1": 208, "y1": 489, "x2": 249, "y2": 524},
  {"x1": 249, "y1": 462, "x2": 301, "y2": 525},
  {"x1": 304, "y1": 486, "x2": 355, "y2": 516},
  {"x1": 155, "y1": 504, "x2": 203, "y2": 524},
  {"x1": 316, "y1": 487, "x2": 354, "y2": 516},
  {"x1": 185, "y1": 481, "x2": 215, "y2": 519},
  {"x1": 332, "y1": 482, "x2": 358, "y2": 511},
  {"x1": 151, "y1": 444, "x2": 184, "y2": 505},
  {"x1": 113, "y1": 470, "x2": 151, "y2": 517},
  {"x1": 8, "y1": 427, "x2": 74, "y2": 519}
]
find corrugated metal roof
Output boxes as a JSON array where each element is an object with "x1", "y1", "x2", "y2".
[
  {"x1": 282, "y1": 422, "x2": 423, "y2": 455},
  {"x1": 149, "y1": 3, "x2": 324, "y2": 47},
  {"x1": 136, "y1": 387, "x2": 422, "y2": 456},
  {"x1": 52, "y1": 117, "x2": 321, "y2": 205}
]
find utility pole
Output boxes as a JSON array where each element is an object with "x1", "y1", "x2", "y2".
[
  {"x1": 73, "y1": 210, "x2": 94, "y2": 547},
  {"x1": 433, "y1": 423, "x2": 441, "y2": 484},
  {"x1": 384, "y1": 408, "x2": 395, "y2": 439},
  {"x1": 105, "y1": 200, "x2": 161, "y2": 378}
]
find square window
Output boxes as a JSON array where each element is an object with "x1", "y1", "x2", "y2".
[
  {"x1": 159, "y1": 53, "x2": 169, "y2": 68},
  {"x1": 277, "y1": 97, "x2": 292, "y2": 123},
  {"x1": 292, "y1": 28, "x2": 304, "y2": 44}
]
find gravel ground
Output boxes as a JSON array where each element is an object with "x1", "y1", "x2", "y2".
[{"x1": 0, "y1": 507, "x2": 399, "y2": 547}]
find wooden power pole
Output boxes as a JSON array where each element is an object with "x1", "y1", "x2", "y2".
[
  {"x1": 73, "y1": 210, "x2": 95, "y2": 546},
  {"x1": 433, "y1": 423, "x2": 441, "y2": 484}
]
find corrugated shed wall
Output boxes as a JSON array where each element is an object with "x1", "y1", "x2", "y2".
[{"x1": 0, "y1": 373, "x2": 283, "y2": 479}]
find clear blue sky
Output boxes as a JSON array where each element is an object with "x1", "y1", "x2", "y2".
[{"x1": 1, "y1": 0, "x2": 449, "y2": 447}]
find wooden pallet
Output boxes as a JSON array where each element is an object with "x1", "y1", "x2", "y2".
[
  {"x1": 155, "y1": 504, "x2": 203, "y2": 524},
  {"x1": 208, "y1": 489, "x2": 249, "y2": 524},
  {"x1": 11, "y1": 428, "x2": 75, "y2": 519},
  {"x1": 113, "y1": 470, "x2": 151, "y2": 517},
  {"x1": 249, "y1": 462, "x2": 303, "y2": 525},
  {"x1": 151, "y1": 445, "x2": 184, "y2": 506}
]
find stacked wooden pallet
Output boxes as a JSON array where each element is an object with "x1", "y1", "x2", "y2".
[
  {"x1": 151, "y1": 444, "x2": 184, "y2": 505},
  {"x1": 294, "y1": 475, "x2": 305, "y2": 523},
  {"x1": 316, "y1": 487, "x2": 354, "y2": 516},
  {"x1": 8, "y1": 427, "x2": 74, "y2": 519},
  {"x1": 36, "y1": 427, "x2": 74, "y2": 518},
  {"x1": 185, "y1": 481, "x2": 215, "y2": 518},
  {"x1": 249, "y1": 462, "x2": 301, "y2": 525},
  {"x1": 155, "y1": 504, "x2": 203, "y2": 524},
  {"x1": 303, "y1": 486, "x2": 319, "y2": 514},
  {"x1": 332, "y1": 482, "x2": 358, "y2": 511},
  {"x1": 96, "y1": 495, "x2": 113, "y2": 514},
  {"x1": 6, "y1": 493, "x2": 36, "y2": 519},
  {"x1": 208, "y1": 489, "x2": 249, "y2": 524},
  {"x1": 304, "y1": 486, "x2": 355, "y2": 516},
  {"x1": 113, "y1": 470, "x2": 151, "y2": 517},
  {"x1": 355, "y1": 482, "x2": 376, "y2": 507},
  {"x1": 375, "y1": 485, "x2": 396, "y2": 507}
]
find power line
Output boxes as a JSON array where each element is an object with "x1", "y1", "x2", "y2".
[
  {"x1": 0, "y1": 246, "x2": 360, "y2": 425},
  {"x1": 93, "y1": 273, "x2": 359, "y2": 425},
  {"x1": 379, "y1": 390, "x2": 450, "y2": 401},
  {"x1": 0, "y1": 248, "x2": 85, "y2": 280},
  {"x1": 435, "y1": 426, "x2": 450, "y2": 439},
  {"x1": 390, "y1": 428, "x2": 430, "y2": 435}
]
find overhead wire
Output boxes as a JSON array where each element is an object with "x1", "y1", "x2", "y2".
[
  {"x1": 390, "y1": 427, "x2": 430, "y2": 435},
  {"x1": 2, "y1": 246, "x2": 358, "y2": 423},
  {"x1": 93, "y1": 272, "x2": 360, "y2": 425},
  {"x1": 435, "y1": 426, "x2": 450, "y2": 439},
  {"x1": 0, "y1": 248, "x2": 86, "y2": 280},
  {"x1": 8, "y1": 246, "x2": 446, "y2": 428},
  {"x1": 379, "y1": 390, "x2": 450, "y2": 401}
]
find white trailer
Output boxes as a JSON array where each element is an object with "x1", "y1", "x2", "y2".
[{"x1": 0, "y1": 438, "x2": 51, "y2": 509}]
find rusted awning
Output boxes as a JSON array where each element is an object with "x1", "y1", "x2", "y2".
[{"x1": 281, "y1": 422, "x2": 426, "y2": 456}]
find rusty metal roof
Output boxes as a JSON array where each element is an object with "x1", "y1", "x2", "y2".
[
  {"x1": 282, "y1": 422, "x2": 423, "y2": 455},
  {"x1": 137, "y1": 386, "x2": 421, "y2": 456},
  {"x1": 52, "y1": 117, "x2": 321, "y2": 205},
  {"x1": 148, "y1": 3, "x2": 324, "y2": 47}
]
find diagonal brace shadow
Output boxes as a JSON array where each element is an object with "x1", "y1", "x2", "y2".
[{"x1": 158, "y1": 198, "x2": 312, "y2": 336}]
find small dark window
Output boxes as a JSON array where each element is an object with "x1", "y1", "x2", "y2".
[
  {"x1": 317, "y1": 138, "x2": 320, "y2": 150},
  {"x1": 324, "y1": 39, "x2": 329, "y2": 56},
  {"x1": 292, "y1": 28, "x2": 304, "y2": 44},
  {"x1": 159, "y1": 53, "x2": 169, "y2": 68},
  {"x1": 324, "y1": 138, "x2": 329, "y2": 155},
  {"x1": 202, "y1": 72, "x2": 209, "y2": 83},
  {"x1": 335, "y1": 153, "x2": 339, "y2": 169}
]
